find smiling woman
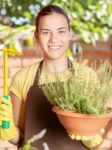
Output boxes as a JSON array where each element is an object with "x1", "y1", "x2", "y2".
[{"x1": 0, "y1": 4, "x2": 111, "y2": 150}]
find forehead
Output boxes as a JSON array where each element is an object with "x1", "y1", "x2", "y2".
[{"x1": 38, "y1": 13, "x2": 69, "y2": 30}]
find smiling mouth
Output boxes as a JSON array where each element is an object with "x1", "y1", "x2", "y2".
[{"x1": 48, "y1": 45, "x2": 61, "y2": 50}]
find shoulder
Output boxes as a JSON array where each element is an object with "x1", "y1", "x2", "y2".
[
  {"x1": 13, "y1": 63, "x2": 39, "y2": 80},
  {"x1": 10, "y1": 63, "x2": 40, "y2": 89},
  {"x1": 10, "y1": 63, "x2": 40, "y2": 100},
  {"x1": 10, "y1": 63, "x2": 39, "y2": 89}
]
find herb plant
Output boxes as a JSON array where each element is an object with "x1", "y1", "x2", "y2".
[{"x1": 41, "y1": 62, "x2": 112, "y2": 116}]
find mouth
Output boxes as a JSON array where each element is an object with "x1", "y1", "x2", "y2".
[{"x1": 48, "y1": 45, "x2": 61, "y2": 51}]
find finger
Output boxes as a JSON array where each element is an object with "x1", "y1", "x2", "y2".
[
  {"x1": 0, "y1": 117, "x2": 12, "y2": 122},
  {"x1": 2, "y1": 98, "x2": 12, "y2": 106},
  {"x1": 0, "y1": 103, "x2": 9, "y2": 110},
  {"x1": 0, "y1": 116, "x2": 12, "y2": 121},
  {"x1": 0, "y1": 115, "x2": 11, "y2": 121},
  {"x1": 0, "y1": 111, "x2": 12, "y2": 120},
  {"x1": 0, "y1": 98, "x2": 2, "y2": 104},
  {"x1": 0, "y1": 121, "x2": 2, "y2": 126},
  {"x1": 0, "y1": 104, "x2": 12, "y2": 112},
  {"x1": 0, "y1": 110, "x2": 12, "y2": 117},
  {"x1": 0, "y1": 117, "x2": 11, "y2": 121}
]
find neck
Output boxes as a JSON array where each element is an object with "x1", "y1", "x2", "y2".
[{"x1": 43, "y1": 56, "x2": 68, "y2": 73}]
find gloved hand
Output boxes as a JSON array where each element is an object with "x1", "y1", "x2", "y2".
[
  {"x1": 69, "y1": 129, "x2": 105, "y2": 148},
  {"x1": 81, "y1": 134, "x2": 103, "y2": 148},
  {"x1": 0, "y1": 96, "x2": 17, "y2": 140}
]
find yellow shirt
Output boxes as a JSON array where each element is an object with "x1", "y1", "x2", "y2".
[
  {"x1": 9, "y1": 60, "x2": 99, "y2": 131},
  {"x1": 10, "y1": 61, "x2": 99, "y2": 102}
]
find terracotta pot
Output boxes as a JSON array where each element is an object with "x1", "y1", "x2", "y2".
[{"x1": 52, "y1": 106, "x2": 112, "y2": 137}]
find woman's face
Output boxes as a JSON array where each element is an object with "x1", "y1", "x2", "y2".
[{"x1": 36, "y1": 13, "x2": 72, "y2": 60}]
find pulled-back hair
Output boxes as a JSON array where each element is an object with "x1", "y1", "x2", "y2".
[{"x1": 35, "y1": 5, "x2": 70, "y2": 31}]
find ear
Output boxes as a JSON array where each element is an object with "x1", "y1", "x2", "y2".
[{"x1": 34, "y1": 31, "x2": 38, "y2": 40}]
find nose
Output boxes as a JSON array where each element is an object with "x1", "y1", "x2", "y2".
[{"x1": 49, "y1": 32, "x2": 58, "y2": 42}]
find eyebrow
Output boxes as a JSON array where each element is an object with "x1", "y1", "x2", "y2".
[
  {"x1": 57, "y1": 27, "x2": 68, "y2": 30},
  {"x1": 40, "y1": 27, "x2": 68, "y2": 31}
]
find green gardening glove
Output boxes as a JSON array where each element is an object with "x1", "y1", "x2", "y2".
[{"x1": 0, "y1": 96, "x2": 17, "y2": 140}]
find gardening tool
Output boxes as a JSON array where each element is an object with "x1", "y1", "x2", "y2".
[{"x1": 2, "y1": 46, "x2": 22, "y2": 129}]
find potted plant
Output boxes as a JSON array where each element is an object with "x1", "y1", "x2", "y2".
[{"x1": 41, "y1": 61, "x2": 112, "y2": 148}]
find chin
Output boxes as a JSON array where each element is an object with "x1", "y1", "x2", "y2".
[
  {"x1": 44, "y1": 51, "x2": 67, "y2": 60},
  {"x1": 48, "y1": 57, "x2": 61, "y2": 60},
  {"x1": 50, "y1": 54, "x2": 66, "y2": 60}
]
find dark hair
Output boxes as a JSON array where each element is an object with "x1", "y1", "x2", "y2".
[{"x1": 35, "y1": 5, "x2": 70, "y2": 31}]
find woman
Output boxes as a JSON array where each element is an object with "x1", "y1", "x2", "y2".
[{"x1": 0, "y1": 5, "x2": 111, "y2": 150}]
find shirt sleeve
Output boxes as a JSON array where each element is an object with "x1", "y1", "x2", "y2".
[{"x1": 9, "y1": 67, "x2": 28, "y2": 100}]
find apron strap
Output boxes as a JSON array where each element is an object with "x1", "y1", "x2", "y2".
[{"x1": 33, "y1": 60, "x2": 44, "y2": 86}]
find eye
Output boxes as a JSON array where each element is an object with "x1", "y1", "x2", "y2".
[
  {"x1": 42, "y1": 31, "x2": 50, "y2": 35},
  {"x1": 58, "y1": 30, "x2": 66, "y2": 34}
]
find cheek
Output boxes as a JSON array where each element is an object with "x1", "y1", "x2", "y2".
[
  {"x1": 39, "y1": 36, "x2": 49, "y2": 44},
  {"x1": 63, "y1": 37, "x2": 70, "y2": 46},
  {"x1": 63, "y1": 34, "x2": 71, "y2": 43},
  {"x1": 37, "y1": 37, "x2": 45, "y2": 47}
]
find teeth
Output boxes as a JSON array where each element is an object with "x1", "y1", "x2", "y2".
[{"x1": 48, "y1": 46, "x2": 60, "y2": 49}]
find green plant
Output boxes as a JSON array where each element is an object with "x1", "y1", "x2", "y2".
[
  {"x1": 0, "y1": 0, "x2": 112, "y2": 45},
  {"x1": 19, "y1": 129, "x2": 49, "y2": 150},
  {"x1": 0, "y1": 24, "x2": 34, "y2": 50},
  {"x1": 41, "y1": 61, "x2": 112, "y2": 116},
  {"x1": 51, "y1": 0, "x2": 112, "y2": 45}
]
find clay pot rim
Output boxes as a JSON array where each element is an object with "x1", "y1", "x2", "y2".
[{"x1": 52, "y1": 106, "x2": 112, "y2": 119}]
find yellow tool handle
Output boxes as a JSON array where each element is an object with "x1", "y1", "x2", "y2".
[{"x1": 3, "y1": 50, "x2": 10, "y2": 128}]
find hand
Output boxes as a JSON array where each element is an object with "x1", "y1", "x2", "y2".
[
  {"x1": 0, "y1": 96, "x2": 17, "y2": 140},
  {"x1": 92, "y1": 127, "x2": 112, "y2": 150},
  {"x1": 69, "y1": 129, "x2": 105, "y2": 148},
  {"x1": 81, "y1": 135, "x2": 102, "y2": 149}
]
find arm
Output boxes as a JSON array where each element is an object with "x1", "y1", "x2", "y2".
[
  {"x1": 9, "y1": 91, "x2": 25, "y2": 145},
  {"x1": 1, "y1": 62, "x2": 40, "y2": 150}
]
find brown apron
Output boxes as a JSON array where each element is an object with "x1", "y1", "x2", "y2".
[
  {"x1": 23, "y1": 60, "x2": 90, "y2": 150},
  {"x1": 25, "y1": 62, "x2": 87, "y2": 150}
]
